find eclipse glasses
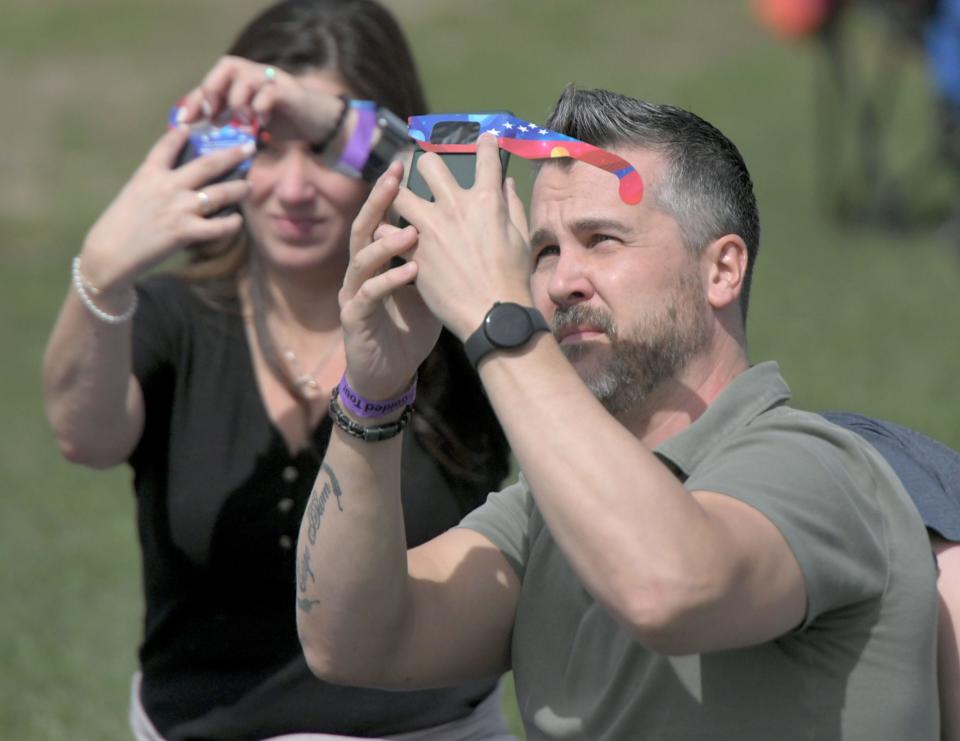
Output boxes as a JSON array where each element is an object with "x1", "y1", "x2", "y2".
[{"x1": 408, "y1": 112, "x2": 643, "y2": 205}]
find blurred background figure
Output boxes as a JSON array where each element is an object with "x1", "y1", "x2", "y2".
[
  {"x1": 752, "y1": 0, "x2": 839, "y2": 37},
  {"x1": 753, "y1": 0, "x2": 960, "y2": 238},
  {"x1": 926, "y1": 0, "x2": 960, "y2": 164},
  {"x1": 41, "y1": 1, "x2": 512, "y2": 739}
]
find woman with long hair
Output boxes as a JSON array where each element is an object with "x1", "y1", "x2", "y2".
[{"x1": 43, "y1": 2, "x2": 512, "y2": 738}]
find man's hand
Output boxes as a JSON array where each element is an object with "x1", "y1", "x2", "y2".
[
  {"x1": 338, "y1": 162, "x2": 441, "y2": 400},
  {"x1": 393, "y1": 136, "x2": 534, "y2": 340}
]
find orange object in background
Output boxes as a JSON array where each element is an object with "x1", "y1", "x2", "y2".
[{"x1": 752, "y1": 0, "x2": 837, "y2": 38}]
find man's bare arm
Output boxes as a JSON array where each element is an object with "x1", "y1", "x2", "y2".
[
  {"x1": 474, "y1": 341, "x2": 806, "y2": 656},
  {"x1": 295, "y1": 428, "x2": 518, "y2": 688}
]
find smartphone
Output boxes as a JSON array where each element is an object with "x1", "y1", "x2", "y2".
[
  {"x1": 393, "y1": 116, "x2": 510, "y2": 264},
  {"x1": 404, "y1": 114, "x2": 512, "y2": 200},
  {"x1": 395, "y1": 114, "x2": 512, "y2": 253},
  {"x1": 168, "y1": 105, "x2": 258, "y2": 215}
]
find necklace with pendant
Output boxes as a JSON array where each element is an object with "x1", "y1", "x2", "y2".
[{"x1": 280, "y1": 338, "x2": 341, "y2": 397}]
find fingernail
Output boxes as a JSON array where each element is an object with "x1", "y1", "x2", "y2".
[
  {"x1": 175, "y1": 106, "x2": 188, "y2": 124},
  {"x1": 201, "y1": 99, "x2": 212, "y2": 118},
  {"x1": 242, "y1": 140, "x2": 256, "y2": 155}
]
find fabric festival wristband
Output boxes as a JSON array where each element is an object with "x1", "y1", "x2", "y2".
[
  {"x1": 334, "y1": 100, "x2": 377, "y2": 179},
  {"x1": 337, "y1": 373, "x2": 417, "y2": 419}
]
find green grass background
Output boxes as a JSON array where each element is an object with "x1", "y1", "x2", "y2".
[{"x1": 3, "y1": 1, "x2": 959, "y2": 738}]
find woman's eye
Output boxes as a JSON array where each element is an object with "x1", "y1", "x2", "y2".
[
  {"x1": 254, "y1": 133, "x2": 284, "y2": 159},
  {"x1": 254, "y1": 144, "x2": 281, "y2": 160}
]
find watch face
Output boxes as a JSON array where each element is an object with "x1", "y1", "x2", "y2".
[{"x1": 485, "y1": 303, "x2": 536, "y2": 348}]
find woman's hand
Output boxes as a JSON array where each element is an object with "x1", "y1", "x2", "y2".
[
  {"x1": 177, "y1": 55, "x2": 345, "y2": 144},
  {"x1": 338, "y1": 162, "x2": 442, "y2": 401},
  {"x1": 77, "y1": 126, "x2": 252, "y2": 293}
]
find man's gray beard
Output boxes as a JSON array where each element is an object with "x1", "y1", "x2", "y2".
[{"x1": 554, "y1": 271, "x2": 711, "y2": 415}]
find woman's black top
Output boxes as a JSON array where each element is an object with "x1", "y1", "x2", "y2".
[{"x1": 129, "y1": 275, "x2": 496, "y2": 740}]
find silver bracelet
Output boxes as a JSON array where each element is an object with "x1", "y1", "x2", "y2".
[{"x1": 71, "y1": 256, "x2": 138, "y2": 324}]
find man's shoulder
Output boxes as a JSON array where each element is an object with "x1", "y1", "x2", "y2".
[
  {"x1": 689, "y1": 400, "x2": 916, "y2": 542},
  {"x1": 691, "y1": 401, "x2": 870, "y2": 481},
  {"x1": 744, "y1": 403, "x2": 883, "y2": 461}
]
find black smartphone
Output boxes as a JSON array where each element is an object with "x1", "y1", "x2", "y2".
[
  {"x1": 394, "y1": 113, "x2": 512, "y2": 256},
  {"x1": 404, "y1": 115, "x2": 512, "y2": 200},
  {"x1": 169, "y1": 105, "x2": 257, "y2": 215}
]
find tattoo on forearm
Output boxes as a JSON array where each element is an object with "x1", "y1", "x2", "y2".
[
  {"x1": 297, "y1": 545, "x2": 316, "y2": 593},
  {"x1": 306, "y1": 462, "x2": 345, "y2": 545},
  {"x1": 298, "y1": 464, "x2": 343, "y2": 614},
  {"x1": 296, "y1": 547, "x2": 320, "y2": 613}
]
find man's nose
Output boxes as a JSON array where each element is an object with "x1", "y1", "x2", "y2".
[{"x1": 547, "y1": 249, "x2": 595, "y2": 308}]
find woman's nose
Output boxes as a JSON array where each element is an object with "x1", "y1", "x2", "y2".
[{"x1": 274, "y1": 150, "x2": 317, "y2": 203}]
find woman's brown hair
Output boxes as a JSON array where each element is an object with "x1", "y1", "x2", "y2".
[{"x1": 180, "y1": 0, "x2": 510, "y2": 509}]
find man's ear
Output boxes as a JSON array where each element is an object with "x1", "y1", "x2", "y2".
[{"x1": 703, "y1": 234, "x2": 747, "y2": 311}]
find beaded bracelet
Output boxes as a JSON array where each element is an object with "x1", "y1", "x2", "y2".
[
  {"x1": 309, "y1": 94, "x2": 350, "y2": 157},
  {"x1": 71, "y1": 256, "x2": 137, "y2": 324},
  {"x1": 337, "y1": 372, "x2": 417, "y2": 419},
  {"x1": 328, "y1": 387, "x2": 412, "y2": 443}
]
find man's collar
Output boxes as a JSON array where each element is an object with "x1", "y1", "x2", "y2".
[{"x1": 653, "y1": 361, "x2": 792, "y2": 480}]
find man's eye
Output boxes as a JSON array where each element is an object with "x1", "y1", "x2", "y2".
[
  {"x1": 534, "y1": 245, "x2": 560, "y2": 264},
  {"x1": 590, "y1": 234, "x2": 617, "y2": 246}
]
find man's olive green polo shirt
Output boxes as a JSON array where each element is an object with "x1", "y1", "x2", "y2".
[{"x1": 461, "y1": 362, "x2": 938, "y2": 740}]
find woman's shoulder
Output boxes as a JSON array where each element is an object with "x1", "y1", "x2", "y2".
[
  {"x1": 137, "y1": 271, "x2": 239, "y2": 320},
  {"x1": 138, "y1": 271, "x2": 189, "y2": 295}
]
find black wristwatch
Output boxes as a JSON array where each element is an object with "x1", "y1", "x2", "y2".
[
  {"x1": 361, "y1": 106, "x2": 414, "y2": 183},
  {"x1": 464, "y1": 302, "x2": 550, "y2": 369}
]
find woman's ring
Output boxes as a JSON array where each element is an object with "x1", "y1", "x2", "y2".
[
  {"x1": 264, "y1": 66, "x2": 277, "y2": 83},
  {"x1": 196, "y1": 190, "x2": 211, "y2": 214}
]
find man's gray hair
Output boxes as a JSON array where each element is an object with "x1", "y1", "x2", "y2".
[{"x1": 544, "y1": 85, "x2": 760, "y2": 321}]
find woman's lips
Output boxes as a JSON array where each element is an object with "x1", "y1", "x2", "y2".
[{"x1": 271, "y1": 214, "x2": 326, "y2": 239}]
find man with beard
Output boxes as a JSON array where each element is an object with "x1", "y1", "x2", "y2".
[{"x1": 295, "y1": 87, "x2": 939, "y2": 740}]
